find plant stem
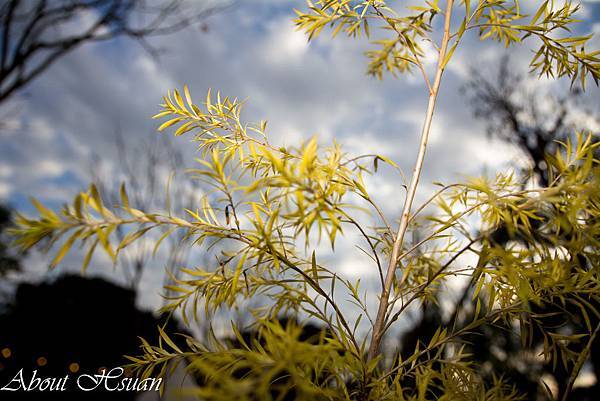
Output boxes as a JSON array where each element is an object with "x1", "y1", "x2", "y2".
[{"x1": 366, "y1": 0, "x2": 455, "y2": 364}]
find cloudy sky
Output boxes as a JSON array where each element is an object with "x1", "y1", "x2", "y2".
[{"x1": 1, "y1": 0, "x2": 599, "y2": 312}]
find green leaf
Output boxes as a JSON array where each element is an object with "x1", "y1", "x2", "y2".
[
  {"x1": 158, "y1": 326, "x2": 182, "y2": 353},
  {"x1": 50, "y1": 229, "x2": 81, "y2": 268}
]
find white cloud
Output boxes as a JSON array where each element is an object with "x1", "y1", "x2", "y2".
[
  {"x1": 36, "y1": 159, "x2": 66, "y2": 177},
  {"x1": 261, "y1": 18, "x2": 309, "y2": 64}
]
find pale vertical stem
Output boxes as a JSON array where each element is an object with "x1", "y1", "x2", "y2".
[{"x1": 366, "y1": 0, "x2": 455, "y2": 363}]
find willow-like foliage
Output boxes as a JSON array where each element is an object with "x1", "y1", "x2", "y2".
[{"x1": 10, "y1": 1, "x2": 600, "y2": 400}]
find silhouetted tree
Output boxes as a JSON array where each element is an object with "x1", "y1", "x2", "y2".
[
  {"x1": 463, "y1": 55, "x2": 599, "y2": 187},
  {"x1": 0, "y1": 0, "x2": 227, "y2": 104}
]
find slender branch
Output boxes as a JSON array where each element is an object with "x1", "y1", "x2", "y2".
[
  {"x1": 372, "y1": 4, "x2": 433, "y2": 94},
  {"x1": 0, "y1": 0, "x2": 17, "y2": 73},
  {"x1": 366, "y1": 0, "x2": 455, "y2": 364},
  {"x1": 266, "y1": 243, "x2": 361, "y2": 357},
  {"x1": 406, "y1": 183, "x2": 460, "y2": 226},
  {"x1": 339, "y1": 213, "x2": 385, "y2": 288},
  {"x1": 382, "y1": 237, "x2": 478, "y2": 335},
  {"x1": 395, "y1": 184, "x2": 548, "y2": 277}
]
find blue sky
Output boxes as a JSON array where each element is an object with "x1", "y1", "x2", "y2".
[{"x1": 1, "y1": 1, "x2": 599, "y2": 311}]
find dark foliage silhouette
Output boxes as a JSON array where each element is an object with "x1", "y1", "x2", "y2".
[
  {"x1": 0, "y1": 274, "x2": 185, "y2": 400},
  {"x1": 0, "y1": 205, "x2": 20, "y2": 277}
]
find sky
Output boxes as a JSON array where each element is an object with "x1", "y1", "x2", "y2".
[{"x1": 1, "y1": 0, "x2": 599, "y2": 316}]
